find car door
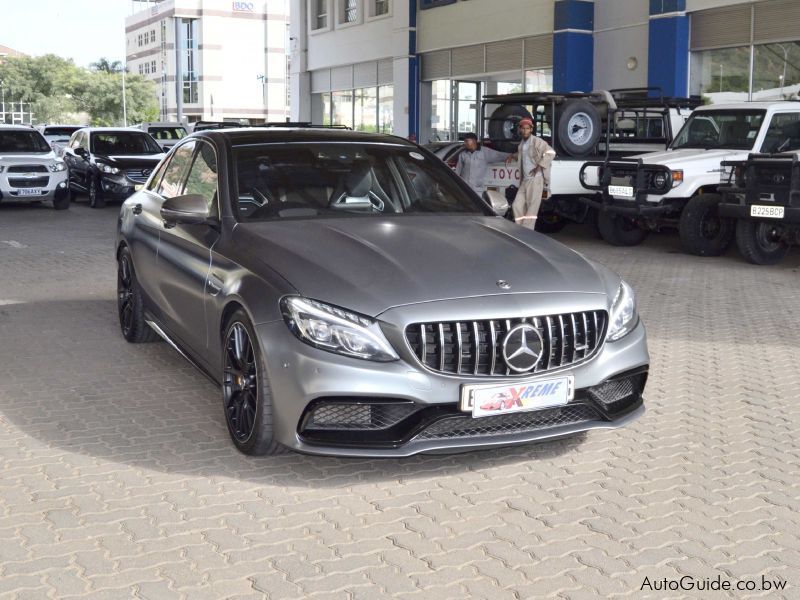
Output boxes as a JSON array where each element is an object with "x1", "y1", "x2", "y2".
[
  {"x1": 155, "y1": 140, "x2": 221, "y2": 358},
  {"x1": 64, "y1": 131, "x2": 88, "y2": 190}
]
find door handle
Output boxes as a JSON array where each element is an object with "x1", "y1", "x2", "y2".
[
  {"x1": 132, "y1": 204, "x2": 142, "y2": 215},
  {"x1": 207, "y1": 271, "x2": 224, "y2": 296}
]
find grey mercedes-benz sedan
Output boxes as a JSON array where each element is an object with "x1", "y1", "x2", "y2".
[{"x1": 116, "y1": 128, "x2": 648, "y2": 456}]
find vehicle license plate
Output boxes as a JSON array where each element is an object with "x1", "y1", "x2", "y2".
[
  {"x1": 17, "y1": 188, "x2": 41, "y2": 196},
  {"x1": 461, "y1": 375, "x2": 574, "y2": 418},
  {"x1": 134, "y1": 184, "x2": 144, "y2": 191},
  {"x1": 750, "y1": 204, "x2": 784, "y2": 219},
  {"x1": 608, "y1": 185, "x2": 634, "y2": 198}
]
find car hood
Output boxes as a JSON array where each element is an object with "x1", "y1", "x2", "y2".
[
  {"x1": 633, "y1": 147, "x2": 753, "y2": 168},
  {"x1": 95, "y1": 154, "x2": 165, "y2": 167},
  {"x1": 240, "y1": 216, "x2": 610, "y2": 317}
]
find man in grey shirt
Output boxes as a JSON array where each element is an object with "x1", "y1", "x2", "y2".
[{"x1": 454, "y1": 133, "x2": 511, "y2": 196}]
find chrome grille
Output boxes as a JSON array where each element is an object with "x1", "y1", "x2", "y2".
[
  {"x1": 7, "y1": 165, "x2": 48, "y2": 173},
  {"x1": 125, "y1": 169, "x2": 151, "y2": 182},
  {"x1": 405, "y1": 311, "x2": 607, "y2": 377}
]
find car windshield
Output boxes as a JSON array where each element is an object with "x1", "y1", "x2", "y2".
[
  {"x1": 671, "y1": 110, "x2": 765, "y2": 150},
  {"x1": 0, "y1": 130, "x2": 51, "y2": 153},
  {"x1": 149, "y1": 126, "x2": 187, "y2": 140},
  {"x1": 43, "y1": 127, "x2": 81, "y2": 137},
  {"x1": 234, "y1": 143, "x2": 489, "y2": 221},
  {"x1": 91, "y1": 132, "x2": 162, "y2": 155}
]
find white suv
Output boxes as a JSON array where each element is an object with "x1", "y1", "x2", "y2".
[
  {"x1": 0, "y1": 125, "x2": 70, "y2": 209},
  {"x1": 580, "y1": 101, "x2": 800, "y2": 255}
]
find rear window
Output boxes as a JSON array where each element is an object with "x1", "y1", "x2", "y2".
[
  {"x1": 0, "y1": 130, "x2": 51, "y2": 153},
  {"x1": 43, "y1": 127, "x2": 81, "y2": 137},
  {"x1": 148, "y1": 127, "x2": 187, "y2": 140}
]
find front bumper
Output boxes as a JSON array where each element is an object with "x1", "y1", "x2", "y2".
[
  {"x1": 257, "y1": 318, "x2": 649, "y2": 457},
  {"x1": 718, "y1": 201, "x2": 800, "y2": 224},
  {"x1": 99, "y1": 174, "x2": 145, "y2": 200},
  {"x1": 578, "y1": 160, "x2": 678, "y2": 216},
  {"x1": 0, "y1": 171, "x2": 69, "y2": 202}
]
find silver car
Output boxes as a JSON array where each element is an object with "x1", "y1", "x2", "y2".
[
  {"x1": 116, "y1": 128, "x2": 648, "y2": 456},
  {"x1": 0, "y1": 125, "x2": 70, "y2": 209}
]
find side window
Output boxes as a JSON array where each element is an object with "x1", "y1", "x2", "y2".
[
  {"x1": 183, "y1": 142, "x2": 219, "y2": 215},
  {"x1": 79, "y1": 132, "x2": 89, "y2": 151},
  {"x1": 761, "y1": 113, "x2": 800, "y2": 153},
  {"x1": 146, "y1": 155, "x2": 171, "y2": 192},
  {"x1": 68, "y1": 132, "x2": 80, "y2": 148},
  {"x1": 157, "y1": 141, "x2": 196, "y2": 198}
]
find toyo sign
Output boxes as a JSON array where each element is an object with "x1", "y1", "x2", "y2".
[{"x1": 232, "y1": 1, "x2": 255, "y2": 11}]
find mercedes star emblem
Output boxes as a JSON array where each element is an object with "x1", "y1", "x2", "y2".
[
  {"x1": 502, "y1": 324, "x2": 544, "y2": 373},
  {"x1": 496, "y1": 280, "x2": 511, "y2": 290}
]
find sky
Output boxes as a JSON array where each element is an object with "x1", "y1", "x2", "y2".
[{"x1": 0, "y1": 0, "x2": 149, "y2": 68}]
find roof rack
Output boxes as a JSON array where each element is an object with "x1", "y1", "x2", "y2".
[
  {"x1": 191, "y1": 120, "x2": 250, "y2": 131},
  {"x1": 609, "y1": 87, "x2": 703, "y2": 109},
  {"x1": 262, "y1": 121, "x2": 352, "y2": 129}
]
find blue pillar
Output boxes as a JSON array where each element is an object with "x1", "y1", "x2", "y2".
[
  {"x1": 553, "y1": 0, "x2": 594, "y2": 92},
  {"x1": 648, "y1": 0, "x2": 689, "y2": 97},
  {"x1": 408, "y1": 0, "x2": 420, "y2": 139}
]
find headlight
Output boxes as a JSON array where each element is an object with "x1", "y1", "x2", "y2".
[
  {"x1": 48, "y1": 161, "x2": 67, "y2": 172},
  {"x1": 607, "y1": 281, "x2": 638, "y2": 342},
  {"x1": 281, "y1": 296, "x2": 399, "y2": 362},
  {"x1": 671, "y1": 169, "x2": 683, "y2": 187},
  {"x1": 97, "y1": 163, "x2": 120, "y2": 174},
  {"x1": 652, "y1": 171, "x2": 668, "y2": 190}
]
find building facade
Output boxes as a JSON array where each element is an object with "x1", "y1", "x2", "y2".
[
  {"x1": 126, "y1": 0, "x2": 290, "y2": 124},
  {"x1": 290, "y1": 0, "x2": 800, "y2": 142}
]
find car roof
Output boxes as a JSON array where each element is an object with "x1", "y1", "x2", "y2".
[
  {"x1": 80, "y1": 127, "x2": 152, "y2": 134},
  {"x1": 0, "y1": 124, "x2": 37, "y2": 131},
  {"x1": 695, "y1": 101, "x2": 800, "y2": 111},
  {"x1": 192, "y1": 127, "x2": 416, "y2": 147},
  {"x1": 137, "y1": 122, "x2": 186, "y2": 128}
]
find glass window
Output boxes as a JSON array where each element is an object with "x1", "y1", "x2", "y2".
[
  {"x1": 760, "y1": 112, "x2": 800, "y2": 153},
  {"x1": 321, "y1": 93, "x2": 332, "y2": 125},
  {"x1": 149, "y1": 127, "x2": 187, "y2": 140},
  {"x1": 672, "y1": 110, "x2": 765, "y2": 150},
  {"x1": 184, "y1": 143, "x2": 219, "y2": 213},
  {"x1": 355, "y1": 87, "x2": 378, "y2": 132},
  {"x1": 753, "y1": 42, "x2": 800, "y2": 101},
  {"x1": 313, "y1": 0, "x2": 328, "y2": 29},
  {"x1": 344, "y1": 0, "x2": 357, "y2": 23},
  {"x1": 457, "y1": 81, "x2": 478, "y2": 138},
  {"x1": 690, "y1": 46, "x2": 751, "y2": 103},
  {"x1": 181, "y1": 18, "x2": 199, "y2": 104},
  {"x1": 232, "y1": 143, "x2": 489, "y2": 221},
  {"x1": 91, "y1": 132, "x2": 163, "y2": 155},
  {"x1": 525, "y1": 68, "x2": 553, "y2": 92},
  {"x1": 431, "y1": 79, "x2": 452, "y2": 141},
  {"x1": 151, "y1": 60, "x2": 157, "y2": 74},
  {"x1": 378, "y1": 85, "x2": 393, "y2": 133},
  {"x1": 332, "y1": 90, "x2": 354, "y2": 128},
  {"x1": 496, "y1": 81, "x2": 523, "y2": 95},
  {"x1": 0, "y1": 130, "x2": 50, "y2": 153},
  {"x1": 158, "y1": 141, "x2": 196, "y2": 198},
  {"x1": 374, "y1": 0, "x2": 389, "y2": 16}
]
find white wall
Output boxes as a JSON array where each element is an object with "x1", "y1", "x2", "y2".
[
  {"x1": 417, "y1": 0, "x2": 553, "y2": 53},
  {"x1": 686, "y1": 0, "x2": 752, "y2": 11},
  {"x1": 593, "y1": 0, "x2": 649, "y2": 90}
]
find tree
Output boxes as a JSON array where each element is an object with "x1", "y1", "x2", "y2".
[{"x1": 0, "y1": 54, "x2": 158, "y2": 125}]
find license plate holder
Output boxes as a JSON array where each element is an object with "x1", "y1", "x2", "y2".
[
  {"x1": 17, "y1": 188, "x2": 41, "y2": 197},
  {"x1": 608, "y1": 185, "x2": 634, "y2": 198},
  {"x1": 750, "y1": 204, "x2": 784, "y2": 219},
  {"x1": 461, "y1": 375, "x2": 575, "y2": 418}
]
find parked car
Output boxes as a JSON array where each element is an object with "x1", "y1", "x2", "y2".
[
  {"x1": 63, "y1": 127, "x2": 166, "y2": 208},
  {"x1": 133, "y1": 122, "x2": 188, "y2": 151},
  {"x1": 718, "y1": 146, "x2": 800, "y2": 265},
  {"x1": 0, "y1": 124, "x2": 70, "y2": 209},
  {"x1": 579, "y1": 101, "x2": 800, "y2": 254},
  {"x1": 116, "y1": 127, "x2": 649, "y2": 456},
  {"x1": 37, "y1": 124, "x2": 83, "y2": 157}
]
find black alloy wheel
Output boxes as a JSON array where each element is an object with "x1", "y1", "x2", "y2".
[
  {"x1": 117, "y1": 247, "x2": 158, "y2": 343},
  {"x1": 221, "y1": 312, "x2": 283, "y2": 455},
  {"x1": 88, "y1": 177, "x2": 105, "y2": 208}
]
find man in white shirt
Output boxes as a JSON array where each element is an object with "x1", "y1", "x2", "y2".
[
  {"x1": 455, "y1": 133, "x2": 511, "y2": 196},
  {"x1": 504, "y1": 118, "x2": 556, "y2": 229}
]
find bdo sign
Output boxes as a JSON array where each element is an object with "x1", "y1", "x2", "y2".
[{"x1": 232, "y1": 1, "x2": 255, "y2": 11}]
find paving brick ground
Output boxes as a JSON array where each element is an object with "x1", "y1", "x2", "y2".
[{"x1": 0, "y1": 200, "x2": 798, "y2": 599}]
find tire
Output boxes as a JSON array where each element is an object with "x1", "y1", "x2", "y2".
[
  {"x1": 597, "y1": 211, "x2": 648, "y2": 246},
  {"x1": 488, "y1": 104, "x2": 533, "y2": 153},
  {"x1": 556, "y1": 99, "x2": 602, "y2": 158},
  {"x1": 117, "y1": 247, "x2": 159, "y2": 343},
  {"x1": 222, "y1": 309, "x2": 285, "y2": 455},
  {"x1": 735, "y1": 219, "x2": 791, "y2": 265},
  {"x1": 535, "y1": 213, "x2": 568, "y2": 233},
  {"x1": 52, "y1": 193, "x2": 70, "y2": 211},
  {"x1": 88, "y1": 177, "x2": 106, "y2": 208},
  {"x1": 678, "y1": 193, "x2": 734, "y2": 257}
]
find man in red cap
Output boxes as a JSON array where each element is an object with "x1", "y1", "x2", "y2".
[{"x1": 504, "y1": 118, "x2": 556, "y2": 229}]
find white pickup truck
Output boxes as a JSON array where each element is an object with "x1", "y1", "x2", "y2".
[
  {"x1": 579, "y1": 101, "x2": 800, "y2": 255},
  {"x1": 474, "y1": 88, "x2": 699, "y2": 231}
]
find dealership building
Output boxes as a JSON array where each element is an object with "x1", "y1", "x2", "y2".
[
  {"x1": 289, "y1": 0, "x2": 800, "y2": 141},
  {"x1": 125, "y1": 0, "x2": 290, "y2": 124}
]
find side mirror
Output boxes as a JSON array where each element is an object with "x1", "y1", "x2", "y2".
[
  {"x1": 160, "y1": 194, "x2": 211, "y2": 226},
  {"x1": 483, "y1": 189, "x2": 509, "y2": 216},
  {"x1": 74, "y1": 147, "x2": 88, "y2": 158}
]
